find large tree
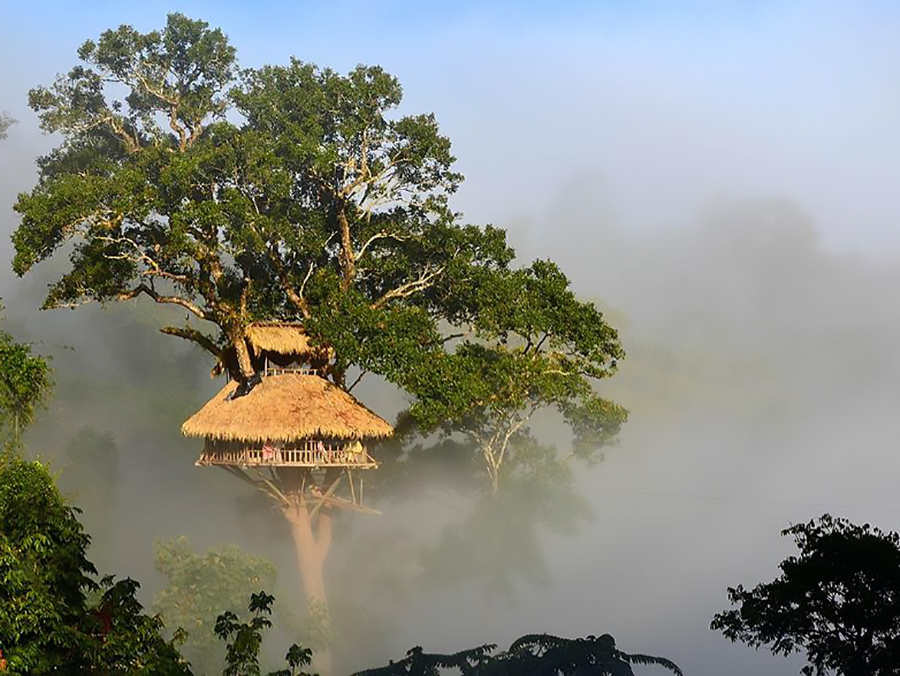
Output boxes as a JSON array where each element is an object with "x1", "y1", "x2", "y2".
[
  {"x1": 712, "y1": 514, "x2": 900, "y2": 676},
  {"x1": 12, "y1": 14, "x2": 626, "y2": 670}
]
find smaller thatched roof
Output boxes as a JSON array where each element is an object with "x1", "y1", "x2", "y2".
[
  {"x1": 211, "y1": 323, "x2": 332, "y2": 378},
  {"x1": 246, "y1": 322, "x2": 329, "y2": 358},
  {"x1": 182, "y1": 374, "x2": 393, "y2": 442}
]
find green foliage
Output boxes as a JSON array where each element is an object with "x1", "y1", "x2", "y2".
[
  {"x1": 712, "y1": 514, "x2": 900, "y2": 676},
  {"x1": 0, "y1": 459, "x2": 95, "y2": 669},
  {"x1": 84, "y1": 576, "x2": 191, "y2": 674},
  {"x1": 353, "y1": 633, "x2": 681, "y2": 676},
  {"x1": 153, "y1": 536, "x2": 279, "y2": 673},
  {"x1": 0, "y1": 313, "x2": 53, "y2": 452},
  {"x1": 0, "y1": 459, "x2": 189, "y2": 674},
  {"x1": 214, "y1": 592, "x2": 314, "y2": 676}
]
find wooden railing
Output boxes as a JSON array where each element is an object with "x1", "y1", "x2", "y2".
[
  {"x1": 196, "y1": 440, "x2": 377, "y2": 468},
  {"x1": 263, "y1": 366, "x2": 323, "y2": 377}
]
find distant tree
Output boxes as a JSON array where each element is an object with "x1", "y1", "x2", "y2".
[
  {"x1": 0, "y1": 458, "x2": 190, "y2": 673},
  {"x1": 58, "y1": 426, "x2": 120, "y2": 525},
  {"x1": 0, "y1": 112, "x2": 15, "y2": 139},
  {"x1": 415, "y1": 433, "x2": 592, "y2": 596},
  {"x1": 0, "y1": 304, "x2": 53, "y2": 452},
  {"x1": 712, "y1": 514, "x2": 900, "y2": 676},
  {"x1": 352, "y1": 633, "x2": 681, "y2": 676},
  {"x1": 153, "y1": 536, "x2": 279, "y2": 673}
]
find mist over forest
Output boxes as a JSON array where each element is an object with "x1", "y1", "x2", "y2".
[{"x1": 2, "y1": 3, "x2": 899, "y2": 675}]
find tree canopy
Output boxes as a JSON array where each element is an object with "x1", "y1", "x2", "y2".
[
  {"x1": 711, "y1": 514, "x2": 900, "y2": 676},
  {"x1": 12, "y1": 13, "x2": 625, "y2": 493}
]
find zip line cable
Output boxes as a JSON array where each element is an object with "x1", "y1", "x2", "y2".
[{"x1": 594, "y1": 487, "x2": 900, "y2": 513}]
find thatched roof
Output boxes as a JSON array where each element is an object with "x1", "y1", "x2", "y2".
[
  {"x1": 182, "y1": 374, "x2": 393, "y2": 442},
  {"x1": 211, "y1": 323, "x2": 332, "y2": 378},
  {"x1": 246, "y1": 322, "x2": 327, "y2": 357}
]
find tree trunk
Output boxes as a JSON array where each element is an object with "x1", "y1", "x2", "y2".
[
  {"x1": 280, "y1": 468, "x2": 337, "y2": 675},
  {"x1": 285, "y1": 501, "x2": 329, "y2": 606},
  {"x1": 226, "y1": 325, "x2": 255, "y2": 380}
]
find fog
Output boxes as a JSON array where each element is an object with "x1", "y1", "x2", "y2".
[{"x1": 2, "y1": 2, "x2": 900, "y2": 674}]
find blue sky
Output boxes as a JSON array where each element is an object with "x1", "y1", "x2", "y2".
[
  {"x1": 4, "y1": 1, "x2": 899, "y2": 258},
  {"x1": 3, "y1": 1, "x2": 899, "y2": 256}
]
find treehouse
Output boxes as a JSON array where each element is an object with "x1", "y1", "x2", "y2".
[{"x1": 182, "y1": 323, "x2": 393, "y2": 511}]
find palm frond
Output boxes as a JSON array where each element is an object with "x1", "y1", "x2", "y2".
[{"x1": 624, "y1": 652, "x2": 684, "y2": 676}]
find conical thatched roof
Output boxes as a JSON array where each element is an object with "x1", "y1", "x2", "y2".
[{"x1": 182, "y1": 374, "x2": 393, "y2": 442}]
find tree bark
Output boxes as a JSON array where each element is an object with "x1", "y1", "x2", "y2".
[
  {"x1": 231, "y1": 332, "x2": 255, "y2": 380},
  {"x1": 337, "y1": 208, "x2": 356, "y2": 290},
  {"x1": 280, "y1": 468, "x2": 337, "y2": 675}
]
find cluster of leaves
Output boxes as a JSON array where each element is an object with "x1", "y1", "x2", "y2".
[
  {"x1": 153, "y1": 536, "x2": 279, "y2": 673},
  {"x1": 712, "y1": 514, "x2": 900, "y2": 676},
  {"x1": 214, "y1": 592, "x2": 313, "y2": 676},
  {"x1": 0, "y1": 308, "x2": 53, "y2": 452},
  {"x1": 0, "y1": 458, "x2": 189, "y2": 673},
  {"x1": 352, "y1": 633, "x2": 681, "y2": 676}
]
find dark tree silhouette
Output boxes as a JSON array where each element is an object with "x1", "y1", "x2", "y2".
[
  {"x1": 712, "y1": 514, "x2": 900, "y2": 676},
  {"x1": 352, "y1": 633, "x2": 681, "y2": 676}
]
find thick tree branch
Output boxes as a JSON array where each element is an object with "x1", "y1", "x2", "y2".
[
  {"x1": 159, "y1": 325, "x2": 221, "y2": 358},
  {"x1": 118, "y1": 282, "x2": 208, "y2": 319}
]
